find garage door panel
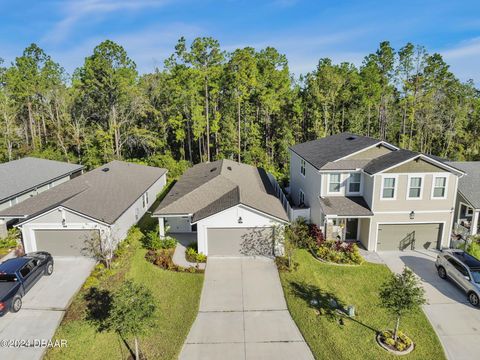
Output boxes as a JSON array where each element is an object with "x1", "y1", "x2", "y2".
[
  {"x1": 207, "y1": 227, "x2": 274, "y2": 256},
  {"x1": 34, "y1": 229, "x2": 99, "y2": 257},
  {"x1": 377, "y1": 224, "x2": 442, "y2": 251}
]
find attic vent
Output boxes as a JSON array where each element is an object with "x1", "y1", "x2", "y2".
[
  {"x1": 227, "y1": 166, "x2": 232, "y2": 171},
  {"x1": 102, "y1": 167, "x2": 110, "y2": 172},
  {"x1": 346, "y1": 136, "x2": 357, "y2": 141},
  {"x1": 210, "y1": 167, "x2": 217, "y2": 172}
]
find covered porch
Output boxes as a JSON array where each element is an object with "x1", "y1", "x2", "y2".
[
  {"x1": 454, "y1": 202, "x2": 480, "y2": 237},
  {"x1": 319, "y1": 196, "x2": 373, "y2": 247}
]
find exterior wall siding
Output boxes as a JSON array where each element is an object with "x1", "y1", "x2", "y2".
[
  {"x1": 165, "y1": 217, "x2": 192, "y2": 233},
  {"x1": 344, "y1": 145, "x2": 392, "y2": 160},
  {"x1": 195, "y1": 204, "x2": 285, "y2": 255},
  {"x1": 386, "y1": 158, "x2": 445, "y2": 173}
]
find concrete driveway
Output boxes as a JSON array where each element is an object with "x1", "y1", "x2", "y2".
[
  {"x1": 0, "y1": 257, "x2": 95, "y2": 360},
  {"x1": 180, "y1": 257, "x2": 314, "y2": 360},
  {"x1": 378, "y1": 250, "x2": 480, "y2": 360}
]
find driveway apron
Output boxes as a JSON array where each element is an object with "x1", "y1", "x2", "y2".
[
  {"x1": 378, "y1": 250, "x2": 480, "y2": 360},
  {"x1": 179, "y1": 257, "x2": 314, "y2": 360}
]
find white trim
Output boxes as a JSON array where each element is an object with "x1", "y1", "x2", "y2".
[
  {"x1": 375, "y1": 210, "x2": 453, "y2": 214},
  {"x1": 334, "y1": 141, "x2": 398, "y2": 162},
  {"x1": 153, "y1": 213, "x2": 193, "y2": 218},
  {"x1": 325, "y1": 214, "x2": 373, "y2": 219},
  {"x1": 327, "y1": 173, "x2": 342, "y2": 194},
  {"x1": 16, "y1": 206, "x2": 110, "y2": 227},
  {"x1": 431, "y1": 174, "x2": 449, "y2": 200},
  {"x1": 374, "y1": 154, "x2": 464, "y2": 176},
  {"x1": 374, "y1": 221, "x2": 446, "y2": 252},
  {"x1": 406, "y1": 174, "x2": 425, "y2": 200},
  {"x1": 191, "y1": 203, "x2": 289, "y2": 225},
  {"x1": 346, "y1": 172, "x2": 363, "y2": 195},
  {"x1": 380, "y1": 174, "x2": 398, "y2": 200}
]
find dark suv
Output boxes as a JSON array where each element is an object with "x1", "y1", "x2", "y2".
[
  {"x1": 0, "y1": 252, "x2": 54, "y2": 315},
  {"x1": 436, "y1": 249, "x2": 480, "y2": 307}
]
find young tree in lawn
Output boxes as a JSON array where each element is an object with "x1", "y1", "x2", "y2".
[
  {"x1": 379, "y1": 267, "x2": 426, "y2": 342},
  {"x1": 105, "y1": 280, "x2": 156, "y2": 360},
  {"x1": 82, "y1": 230, "x2": 117, "y2": 269}
]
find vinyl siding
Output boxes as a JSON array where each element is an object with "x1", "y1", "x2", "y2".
[{"x1": 344, "y1": 144, "x2": 392, "y2": 160}]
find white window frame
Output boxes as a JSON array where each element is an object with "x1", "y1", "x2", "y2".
[
  {"x1": 380, "y1": 174, "x2": 398, "y2": 200},
  {"x1": 299, "y1": 189, "x2": 305, "y2": 205},
  {"x1": 406, "y1": 174, "x2": 424, "y2": 200},
  {"x1": 300, "y1": 159, "x2": 306, "y2": 177},
  {"x1": 431, "y1": 174, "x2": 449, "y2": 200},
  {"x1": 328, "y1": 173, "x2": 342, "y2": 194},
  {"x1": 347, "y1": 172, "x2": 362, "y2": 195}
]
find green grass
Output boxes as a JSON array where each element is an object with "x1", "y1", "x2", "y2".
[
  {"x1": 280, "y1": 250, "x2": 445, "y2": 360},
  {"x1": 46, "y1": 183, "x2": 204, "y2": 360}
]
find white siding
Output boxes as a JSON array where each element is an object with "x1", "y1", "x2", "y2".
[
  {"x1": 195, "y1": 204, "x2": 285, "y2": 255},
  {"x1": 165, "y1": 217, "x2": 192, "y2": 233}
]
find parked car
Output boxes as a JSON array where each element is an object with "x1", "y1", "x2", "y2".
[
  {"x1": 436, "y1": 249, "x2": 480, "y2": 306},
  {"x1": 0, "y1": 252, "x2": 54, "y2": 315}
]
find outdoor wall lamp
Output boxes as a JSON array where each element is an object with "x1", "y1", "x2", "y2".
[
  {"x1": 238, "y1": 216, "x2": 243, "y2": 224},
  {"x1": 62, "y1": 218, "x2": 67, "y2": 227},
  {"x1": 409, "y1": 211, "x2": 415, "y2": 220}
]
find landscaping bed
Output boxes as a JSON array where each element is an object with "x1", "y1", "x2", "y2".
[{"x1": 279, "y1": 250, "x2": 445, "y2": 360}]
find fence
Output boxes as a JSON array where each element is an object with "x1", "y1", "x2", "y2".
[{"x1": 267, "y1": 173, "x2": 310, "y2": 222}]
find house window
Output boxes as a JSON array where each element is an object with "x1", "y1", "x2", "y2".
[
  {"x1": 382, "y1": 177, "x2": 396, "y2": 199},
  {"x1": 328, "y1": 174, "x2": 341, "y2": 193},
  {"x1": 300, "y1": 159, "x2": 306, "y2": 176},
  {"x1": 408, "y1": 176, "x2": 422, "y2": 199},
  {"x1": 299, "y1": 189, "x2": 305, "y2": 205},
  {"x1": 432, "y1": 176, "x2": 447, "y2": 198},
  {"x1": 348, "y1": 173, "x2": 361, "y2": 193},
  {"x1": 142, "y1": 192, "x2": 149, "y2": 209}
]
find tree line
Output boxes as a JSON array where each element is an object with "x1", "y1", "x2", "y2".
[{"x1": 1, "y1": 38, "x2": 479, "y2": 180}]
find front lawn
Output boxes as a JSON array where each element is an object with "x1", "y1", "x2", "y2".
[
  {"x1": 46, "y1": 186, "x2": 204, "y2": 360},
  {"x1": 279, "y1": 250, "x2": 445, "y2": 360}
]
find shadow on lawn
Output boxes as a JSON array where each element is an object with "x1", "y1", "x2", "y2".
[{"x1": 289, "y1": 281, "x2": 379, "y2": 333}]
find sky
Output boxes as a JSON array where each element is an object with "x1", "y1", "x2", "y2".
[{"x1": 1, "y1": 0, "x2": 479, "y2": 84}]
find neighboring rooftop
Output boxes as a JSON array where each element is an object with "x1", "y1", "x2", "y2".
[
  {"x1": 447, "y1": 161, "x2": 480, "y2": 208},
  {"x1": 319, "y1": 196, "x2": 373, "y2": 217},
  {"x1": 0, "y1": 157, "x2": 84, "y2": 203},
  {"x1": 290, "y1": 132, "x2": 383, "y2": 169},
  {"x1": 0, "y1": 161, "x2": 167, "y2": 224},
  {"x1": 154, "y1": 159, "x2": 289, "y2": 222}
]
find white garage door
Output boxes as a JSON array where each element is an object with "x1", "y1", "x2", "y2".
[
  {"x1": 207, "y1": 227, "x2": 274, "y2": 256},
  {"x1": 377, "y1": 223, "x2": 442, "y2": 251},
  {"x1": 34, "y1": 229, "x2": 99, "y2": 257}
]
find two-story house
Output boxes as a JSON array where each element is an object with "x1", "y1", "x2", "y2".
[{"x1": 289, "y1": 133, "x2": 464, "y2": 252}]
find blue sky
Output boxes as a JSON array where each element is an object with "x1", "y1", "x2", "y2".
[{"x1": 1, "y1": 0, "x2": 479, "y2": 83}]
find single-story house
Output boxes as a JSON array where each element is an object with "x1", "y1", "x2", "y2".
[
  {"x1": 448, "y1": 161, "x2": 480, "y2": 236},
  {"x1": 0, "y1": 160, "x2": 167, "y2": 257},
  {"x1": 153, "y1": 159, "x2": 288, "y2": 257},
  {"x1": 0, "y1": 157, "x2": 84, "y2": 237}
]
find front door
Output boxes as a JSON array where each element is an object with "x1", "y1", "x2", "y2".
[{"x1": 345, "y1": 218, "x2": 358, "y2": 240}]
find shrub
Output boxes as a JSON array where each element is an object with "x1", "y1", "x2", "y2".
[
  {"x1": 145, "y1": 249, "x2": 204, "y2": 273},
  {"x1": 379, "y1": 329, "x2": 413, "y2": 352},
  {"x1": 185, "y1": 244, "x2": 207, "y2": 263},
  {"x1": 314, "y1": 240, "x2": 363, "y2": 265},
  {"x1": 275, "y1": 256, "x2": 299, "y2": 272},
  {"x1": 284, "y1": 218, "x2": 312, "y2": 249},
  {"x1": 143, "y1": 228, "x2": 177, "y2": 250},
  {"x1": 0, "y1": 228, "x2": 20, "y2": 249},
  {"x1": 309, "y1": 224, "x2": 325, "y2": 246}
]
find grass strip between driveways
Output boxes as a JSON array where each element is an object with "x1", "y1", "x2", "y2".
[
  {"x1": 279, "y1": 249, "x2": 446, "y2": 360},
  {"x1": 46, "y1": 184, "x2": 204, "y2": 360}
]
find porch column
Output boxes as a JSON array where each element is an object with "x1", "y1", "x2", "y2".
[
  {"x1": 471, "y1": 211, "x2": 480, "y2": 236},
  {"x1": 159, "y1": 217, "x2": 165, "y2": 239}
]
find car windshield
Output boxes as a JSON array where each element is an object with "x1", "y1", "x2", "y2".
[
  {"x1": 0, "y1": 273, "x2": 18, "y2": 282},
  {"x1": 471, "y1": 270, "x2": 480, "y2": 284}
]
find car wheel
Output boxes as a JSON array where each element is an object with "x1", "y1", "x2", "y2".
[
  {"x1": 45, "y1": 262, "x2": 54, "y2": 276},
  {"x1": 11, "y1": 296, "x2": 22, "y2": 313},
  {"x1": 468, "y1": 292, "x2": 480, "y2": 307},
  {"x1": 437, "y1": 266, "x2": 447, "y2": 279}
]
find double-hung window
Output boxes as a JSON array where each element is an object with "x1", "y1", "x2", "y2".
[
  {"x1": 382, "y1": 176, "x2": 396, "y2": 199},
  {"x1": 348, "y1": 173, "x2": 361, "y2": 194},
  {"x1": 408, "y1": 176, "x2": 423, "y2": 199},
  {"x1": 300, "y1": 159, "x2": 306, "y2": 177},
  {"x1": 328, "y1": 174, "x2": 341, "y2": 193},
  {"x1": 299, "y1": 189, "x2": 305, "y2": 205},
  {"x1": 432, "y1": 176, "x2": 447, "y2": 198}
]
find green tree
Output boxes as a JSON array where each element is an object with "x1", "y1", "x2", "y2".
[
  {"x1": 105, "y1": 280, "x2": 156, "y2": 360},
  {"x1": 379, "y1": 267, "x2": 426, "y2": 341}
]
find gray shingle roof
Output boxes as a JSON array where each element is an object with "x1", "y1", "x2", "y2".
[
  {"x1": 0, "y1": 161, "x2": 167, "y2": 224},
  {"x1": 363, "y1": 149, "x2": 419, "y2": 175},
  {"x1": 0, "y1": 157, "x2": 84, "y2": 203},
  {"x1": 290, "y1": 132, "x2": 381, "y2": 169},
  {"x1": 447, "y1": 162, "x2": 480, "y2": 209},
  {"x1": 154, "y1": 159, "x2": 289, "y2": 222},
  {"x1": 319, "y1": 196, "x2": 373, "y2": 216}
]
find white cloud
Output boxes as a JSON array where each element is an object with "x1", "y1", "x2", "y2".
[
  {"x1": 441, "y1": 37, "x2": 480, "y2": 84},
  {"x1": 42, "y1": 0, "x2": 170, "y2": 44}
]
